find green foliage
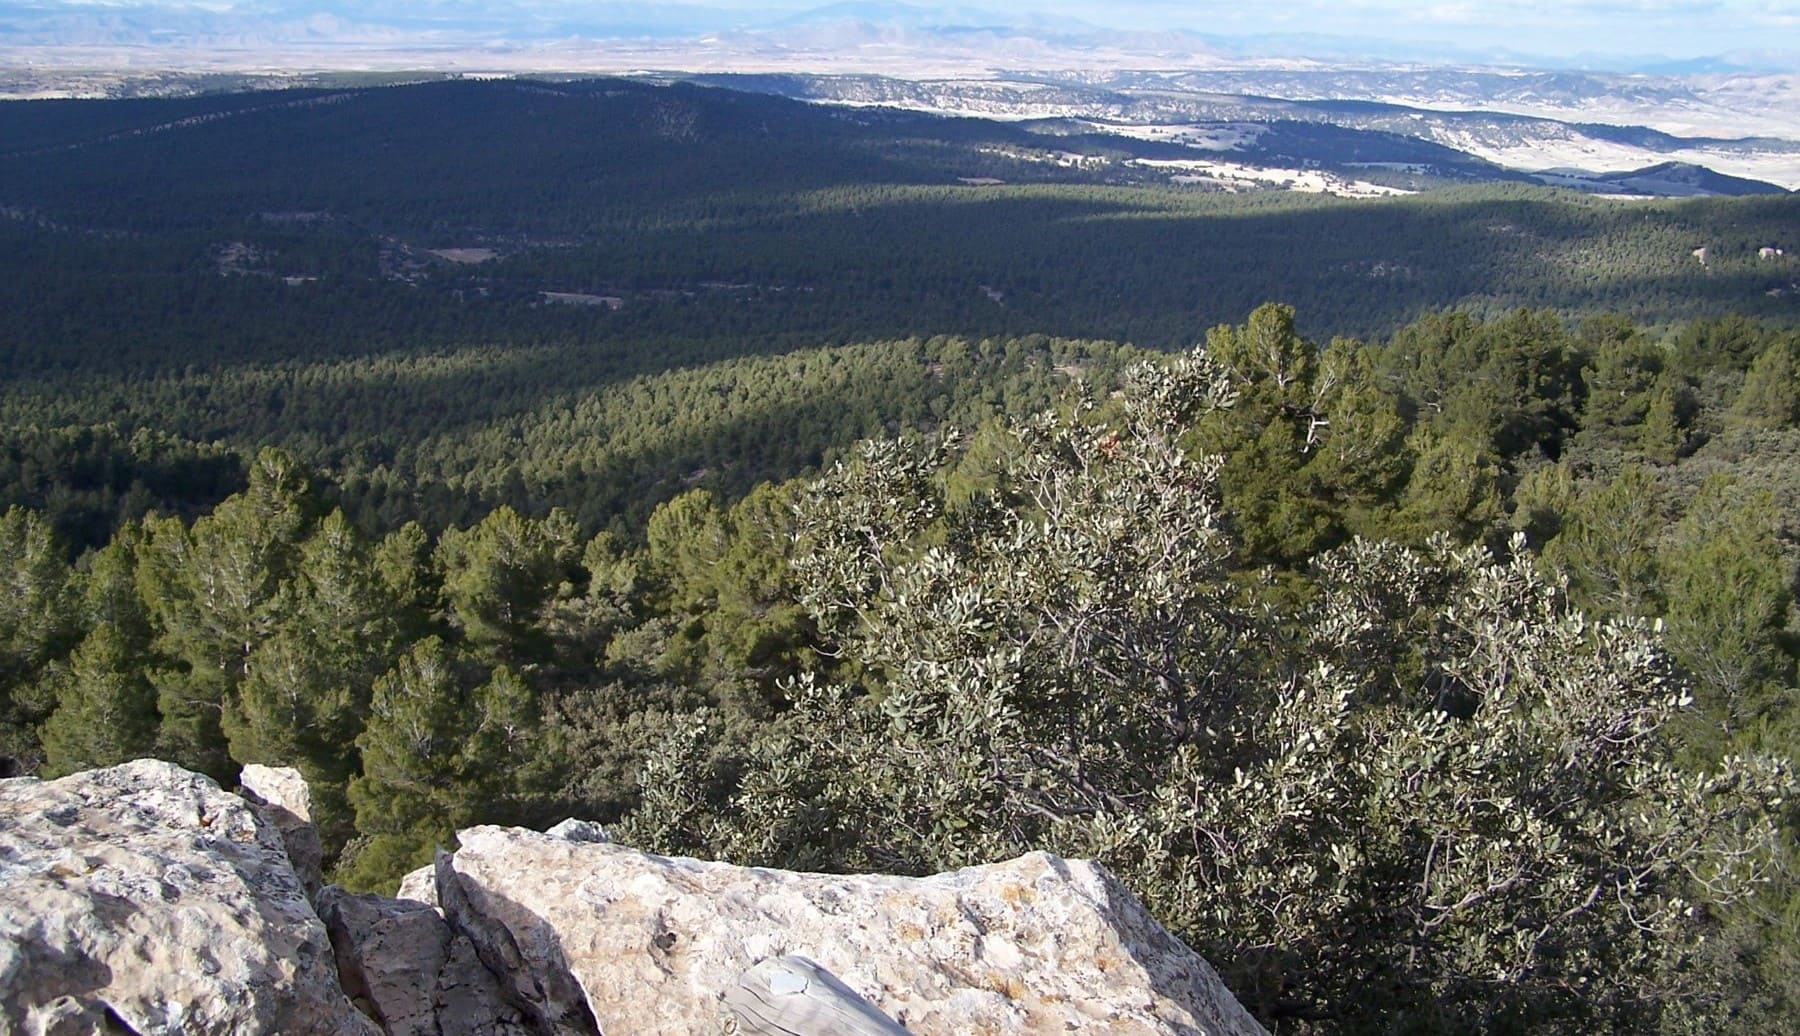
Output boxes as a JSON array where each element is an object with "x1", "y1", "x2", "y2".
[
  {"x1": 1, "y1": 291, "x2": 1794, "y2": 1025},
  {"x1": 1671, "y1": 314, "x2": 1771, "y2": 375},
  {"x1": 0, "y1": 425, "x2": 244, "y2": 556},
  {"x1": 1728, "y1": 340, "x2": 1800, "y2": 430},
  {"x1": 436, "y1": 506, "x2": 580, "y2": 663},
  {"x1": 1540, "y1": 465, "x2": 1666, "y2": 616},
  {"x1": 0, "y1": 506, "x2": 78, "y2": 770},
  {"x1": 39, "y1": 625, "x2": 160, "y2": 776},
  {"x1": 644, "y1": 490, "x2": 731, "y2": 618},
  {"x1": 1638, "y1": 372, "x2": 1697, "y2": 462},
  {"x1": 1389, "y1": 429, "x2": 1504, "y2": 547},
  {"x1": 341, "y1": 635, "x2": 563, "y2": 890},
  {"x1": 1658, "y1": 483, "x2": 1795, "y2": 745},
  {"x1": 654, "y1": 482, "x2": 817, "y2": 694},
  {"x1": 341, "y1": 636, "x2": 471, "y2": 887},
  {"x1": 135, "y1": 448, "x2": 315, "y2": 779},
  {"x1": 1196, "y1": 304, "x2": 1411, "y2": 565},
  {"x1": 222, "y1": 512, "x2": 404, "y2": 852},
  {"x1": 620, "y1": 348, "x2": 1793, "y2": 1031},
  {"x1": 39, "y1": 533, "x2": 157, "y2": 775},
  {"x1": 1383, "y1": 308, "x2": 1587, "y2": 461},
  {"x1": 1581, "y1": 332, "x2": 1663, "y2": 436},
  {"x1": 1147, "y1": 535, "x2": 1786, "y2": 1031}
]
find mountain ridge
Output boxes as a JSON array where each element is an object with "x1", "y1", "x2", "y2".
[{"x1": 680, "y1": 71, "x2": 1800, "y2": 193}]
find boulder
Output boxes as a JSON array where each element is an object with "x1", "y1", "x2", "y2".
[
  {"x1": 395, "y1": 864, "x2": 437, "y2": 908},
  {"x1": 0, "y1": 759, "x2": 379, "y2": 1036},
  {"x1": 237, "y1": 764, "x2": 324, "y2": 897},
  {"x1": 441, "y1": 825, "x2": 1267, "y2": 1036},
  {"x1": 432, "y1": 849, "x2": 601, "y2": 1036},
  {"x1": 3, "y1": 760, "x2": 1267, "y2": 1036},
  {"x1": 316, "y1": 886, "x2": 529, "y2": 1036}
]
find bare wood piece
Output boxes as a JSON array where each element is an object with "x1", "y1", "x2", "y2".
[{"x1": 723, "y1": 956, "x2": 914, "y2": 1036}]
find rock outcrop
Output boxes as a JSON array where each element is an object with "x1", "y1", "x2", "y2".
[
  {"x1": 442, "y1": 823, "x2": 1266, "y2": 1036},
  {"x1": 316, "y1": 885, "x2": 530, "y2": 1036},
  {"x1": 238, "y1": 763, "x2": 324, "y2": 897},
  {"x1": 0, "y1": 760, "x2": 379, "y2": 1036},
  {"x1": 1, "y1": 760, "x2": 1267, "y2": 1036}
]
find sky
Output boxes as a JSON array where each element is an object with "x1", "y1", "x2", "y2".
[{"x1": 3, "y1": 0, "x2": 1797, "y2": 65}]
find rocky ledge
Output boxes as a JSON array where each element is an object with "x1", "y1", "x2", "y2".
[{"x1": 0, "y1": 761, "x2": 1266, "y2": 1036}]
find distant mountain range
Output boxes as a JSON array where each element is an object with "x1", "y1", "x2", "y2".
[
  {"x1": 678, "y1": 71, "x2": 1800, "y2": 195},
  {"x1": 3, "y1": 1, "x2": 1797, "y2": 195}
]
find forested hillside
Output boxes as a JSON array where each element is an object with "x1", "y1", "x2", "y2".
[
  {"x1": 1, "y1": 77, "x2": 1799, "y2": 1033},
  {"x1": 2, "y1": 77, "x2": 1797, "y2": 541},
  {"x1": 3, "y1": 301, "x2": 1797, "y2": 1031}
]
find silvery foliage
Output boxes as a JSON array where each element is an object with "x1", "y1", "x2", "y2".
[
  {"x1": 1139, "y1": 534, "x2": 1790, "y2": 1024},
  {"x1": 627, "y1": 347, "x2": 1792, "y2": 1026}
]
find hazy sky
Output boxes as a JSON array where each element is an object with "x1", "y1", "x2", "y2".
[
  {"x1": 8, "y1": 0, "x2": 1799, "y2": 61},
  {"x1": 989, "y1": 0, "x2": 1798, "y2": 58}
]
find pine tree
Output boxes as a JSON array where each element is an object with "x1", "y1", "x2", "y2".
[
  {"x1": 1391, "y1": 430, "x2": 1504, "y2": 546},
  {"x1": 341, "y1": 636, "x2": 561, "y2": 890},
  {"x1": 1581, "y1": 334, "x2": 1662, "y2": 436},
  {"x1": 39, "y1": 626, "x2": 159, "y2": 775},
  {"x1": 1197, "y1": 306, "x2": 1411, "y2": 564},
  {"x1": 133, "y1": 448, "x2": 317, "y2": 778},
  {"x1": 342, "y1": 636, "x2": 469, "y2": 888},
  {"x1": 465, "y1": 663, "x2": 561, "y2": 816},
  {"x1": 436, "y1": 506, "x2": 579, "y2": 663},
  {"x1": 40, "y1": 532, "x2": 157, "y2": 775},
  {"x1": 1659, "y1": 482, "x2": 1796, "y2": 745},
  {"x1": 1541, "y1": 465, "x2": 1664, "y2": 617},
  {"x1": 1638, "y1": 373, "x2": 1691, "y2": 462},
  {"x1": 1728, "y1": 342, "x2": 1800, "y2": 430},
  {"x1": 0, "y1": 506, "x2": 78, "y2": 772}
]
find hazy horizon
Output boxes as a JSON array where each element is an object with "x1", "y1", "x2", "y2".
[{"x1": 1, "y1": 0, "x2": 1796, "y2": 72}]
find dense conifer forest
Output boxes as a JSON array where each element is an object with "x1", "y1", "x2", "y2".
[{"x1": 2, "y1": 76, "x2": 1798, "y2": 1032}]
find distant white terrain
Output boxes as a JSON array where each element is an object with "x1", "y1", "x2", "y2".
[{"x1": 2, "y1": 1, "x2": 1795, "y2": 192}]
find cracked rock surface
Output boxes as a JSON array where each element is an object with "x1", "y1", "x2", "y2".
[
  {"x1": 1, "y1": 760, "x2": 1266, "y2": 1036},
  {"x1": 443, "y1": 825, "x2": 1267, "y2": 1036},
  {"x1": 0, "y1": 760, "x2": 379, "y2": 1036},
  {"x1": 317, "y1": 885, "x2": 531, "y2": 1036}
]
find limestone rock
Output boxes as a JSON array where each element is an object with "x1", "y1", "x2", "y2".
[
  {"x1": 543, "y1": 818, "x2": 609, "y2": 844},
  {"x1": 433, "y1": 850, "x2": 600, "y2": 1036},
  {"x1": 237, "y1": 764, "x2": 324, "y2": 897},
  {"x1": 316, "y1": 885, "x2": 529, "y2": 1036},
  {"x1": 442, "y1": 826, "x2": 1267, "y2": 1036},
  {"x1": 0, "y1": 759, "x2": 380, "y2": 1036},
  {"x1": 395, "y1": 864, "x2": 437, "y2": 908}
]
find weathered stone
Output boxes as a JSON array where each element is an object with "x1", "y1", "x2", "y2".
[
  {"x1": 17, "y1": 995, "x2": 119, "y2": 1036},
  {"x1": 443, "y1": 826, "x2": 1267, "y2": 1036},
  {"x1": 0, "y1": 759, "x2": 380, "y2": 1036},
  {"x1": 726, "y1": 955, "x2": 913, "y2": 1035},
  {"x1": 237, "y1": 764, "x2": 324, "y2": 897},
  {"x1": 316, "y1": 885, "x2": 529, "y2": 1036},
  {"x1": 6, "y1": 761, "x2": 1267, "y2": 1036},
  {"x1": 542, "y1": 818, "x2": 609, "y2": 844},
  {"x1": 433, "y1": 850, "x2": 600, "y2": 1036},
  {"x1": 395, "y1": 864, "x2": 437, "y2": 908}
]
